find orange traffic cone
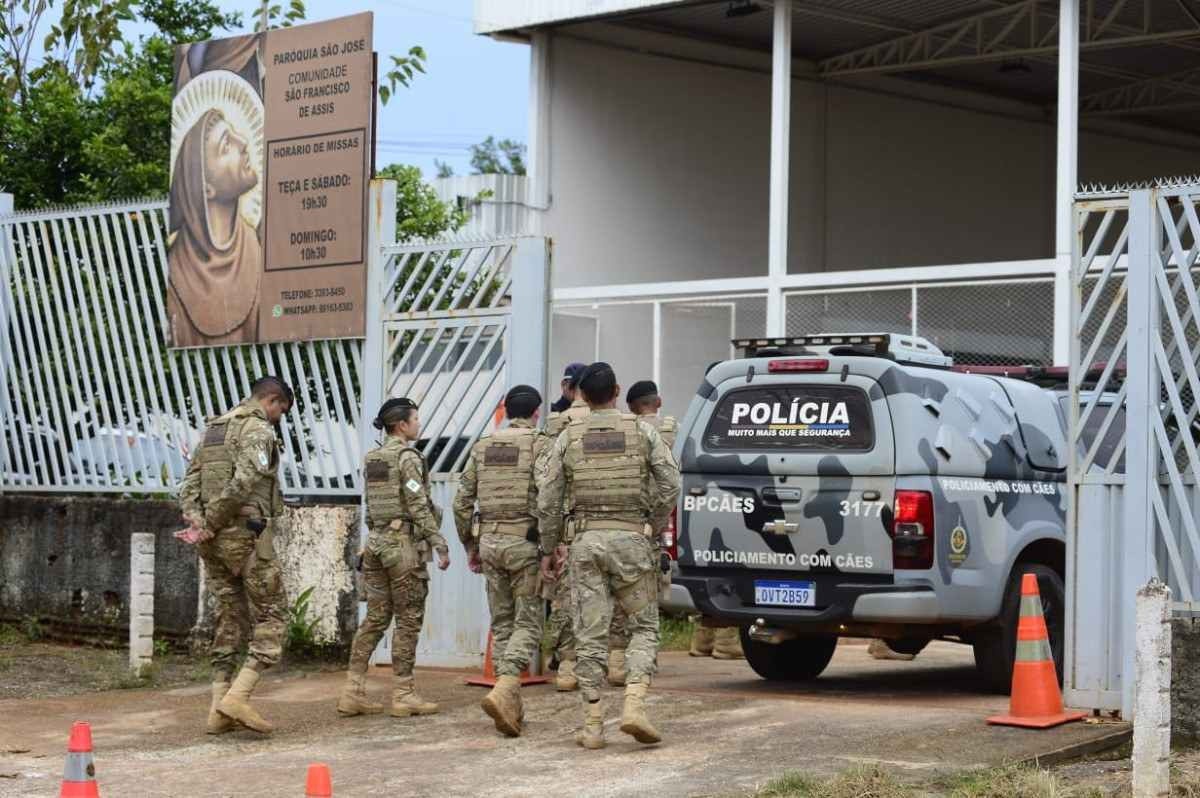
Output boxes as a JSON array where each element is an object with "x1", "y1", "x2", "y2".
[
  {"x1": 59, "y1": 721, "x2": 99, "y2": 798},
  {"x1": 987, "y1": 573, "x2": 1087, "y2": 729},
  {"x1": 305, "y1": 763, "x2": 332, "y2": 797},
  {"x1": 465, "y1": 632, "x2": 549, "y2": 687}
]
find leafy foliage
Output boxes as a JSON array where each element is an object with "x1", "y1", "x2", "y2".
[
  {"x1": 469, "y1": 136, "x2": 526, "y2": 176},
  {"x1": 380, "y1": 46, "x2": 426, "y2": 106},
  {"x1": 376, "y1": 163, "x2": 468, "y2": 243},
  {"x1": 284, "y1": 586, "x2": 321, "y2": 657}
]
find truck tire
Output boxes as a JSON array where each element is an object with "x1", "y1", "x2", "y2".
[
  {"x1": 973, "y1": 564, "x2": 1065, "y2": 693},
  {"x1": 739, "y1": 630, "x2": 838, "y2": 681}
]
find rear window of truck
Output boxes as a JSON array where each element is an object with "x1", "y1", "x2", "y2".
[{"x1": 703, "y1": 385, "x2": 875, "y2": 451}]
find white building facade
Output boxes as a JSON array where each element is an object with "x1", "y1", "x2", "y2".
[{"x1": 475, "y1": 0, "x2": 1200, "y2": 418}]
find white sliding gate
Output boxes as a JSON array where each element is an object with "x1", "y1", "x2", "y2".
[{"x1": 1067, "y1": 179, "x2": 1200, "y2": 718}]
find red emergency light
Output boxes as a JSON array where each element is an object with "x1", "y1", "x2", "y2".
[{"x1": 767, "y1": 359, "x2": 829, "y2": 373}]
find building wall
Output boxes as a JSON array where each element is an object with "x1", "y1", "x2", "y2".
[{"x1": 542, "y1": 35, "x2": 1198, "y2": 289}]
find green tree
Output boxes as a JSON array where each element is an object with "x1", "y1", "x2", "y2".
[
  {"x1": 376, "y1": 163, "x2": 467, "y2": 243},
  {"x1": 468, "y1": 135, "x2": 526, "y2": 176}
]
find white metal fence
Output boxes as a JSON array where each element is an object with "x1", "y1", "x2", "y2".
[
  {"x1": 0, "y1": 198, "x2": 362, "y2": 497},
  {"x1": 1066, "y1": 180, "x2": 1200, "y2": 718}
]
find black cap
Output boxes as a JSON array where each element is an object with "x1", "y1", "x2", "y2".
[
  {"x1": 626, "y1": 380, "x2": 658, "y2": 405},
  {"x1": 562, "y1": 362, "x2": 587, "y2": 386},
  {"x1": 505, "y1": 384, "x2": 542, "y2": 404}
]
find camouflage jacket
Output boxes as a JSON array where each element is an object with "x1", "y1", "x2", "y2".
[
  {"x1": 179, "y1": 399, "x2": 283, "y2": 533},
  {"x1": 543, "y1": 397, "x2": 590, "y2": 438},
  {"x1": 536, "y1": 408, "x2": 680, "y2": 551},
  {"x1": 452, "y1": 418, "x2": 547, "y2": 556}
]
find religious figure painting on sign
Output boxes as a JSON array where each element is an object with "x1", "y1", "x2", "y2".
[{"x1": 167, "y1": 34, "x2": 266, "y2": 348}]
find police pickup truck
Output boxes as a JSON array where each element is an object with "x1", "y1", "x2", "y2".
[{"x1": 669, "y1": 333, "x2": 1103, "y2": 691}]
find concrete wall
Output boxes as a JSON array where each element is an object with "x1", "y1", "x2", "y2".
[
  {"x1": 0, "y1": 495, "x2": 199, "y2": 641},
  {"x1": 541, "y1": 33, "x2": 1198, "y2": 289},
  {"x1": 1172, "y1": 616, "x2": 1200, "y2": 742},
  {"x1": 0, "y1": 496, "x2": 358, "y2": 651}
]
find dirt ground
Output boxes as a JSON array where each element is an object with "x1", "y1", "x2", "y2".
[{"x1": 0, "y1": 639, "x2": 1138, "y2": 798}]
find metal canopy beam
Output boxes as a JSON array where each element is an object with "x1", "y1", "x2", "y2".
[
  {"x1": 1081, "y1": 64, "x2": 1200, "y2": 115},
  {"x1": 819, "y1": 0, "x2": 1200, "y2": 77}
]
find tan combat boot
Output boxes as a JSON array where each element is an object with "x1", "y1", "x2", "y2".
[
  {"x1": 481, "y1": 674, "x2": 523, "y2": 737},
  {"x1": 689, "y1": 626, "x2": 715, "y2": 657},
  {"x1": 206, "y1": 679, "x2": 236, "y2": 734},
  {"x1": 619, "y1": 682, "x2": 661, "y2": 744},
  {"x1": 712, "y1": 627, "x2": 745, "y2": 660},
  {"x1": 575, "y1": 699, "x2": 606, "y2": 749},
  {"x1": 555, "y1": 659, "x2": 579, "y2": 692},
  {"x1": 391, "y1": 676, "x2": 439, "y2": 717},
  {"x1": 337, "y1": 671, "x2": 384, "y2": 717},
  {"x1": 607, "y1": 648, "x2": 627, "y2": 686},
  {"x1": 217, "y1": 665, "x2": 273, "y2": 734}
]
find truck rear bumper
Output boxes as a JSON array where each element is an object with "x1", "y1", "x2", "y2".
[{"x1": 676, "y1": 572, "x2": 940, "y2": 626}]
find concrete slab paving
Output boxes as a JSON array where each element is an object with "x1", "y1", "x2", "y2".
[{"x1": 0, "y1": 642, "x2": 1125, "y2": 797}]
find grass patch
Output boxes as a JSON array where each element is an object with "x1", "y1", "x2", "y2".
[
  {"x1": 660, "y1": 614, "x2": 695, "y2": 651},
  {"x1": 0, "y1": 624, "x2": 23, "y2": 647},
  {"x1": 756, "y1": 765, "x2": 913, "y2": 798},
  {"x1": 937, "y1": 763, "x2": 1104, "y2": 798}
]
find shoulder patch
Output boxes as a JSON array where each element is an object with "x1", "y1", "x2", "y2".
[
  {"x1": 203, "y1": 425, "x2": 226, "y2": 446},
  {"x1": 484, "y1": 444, "x2": 520, "y2": 466},
  {"x1": 405, "y1": 478, "x2": 423, "y2": 494},
  {"x1": 583, "y1": 431, "x2": 626, "y2": 454},
  {"x1": 365, "y1": 459, "x2": 390, "y2": 483}
]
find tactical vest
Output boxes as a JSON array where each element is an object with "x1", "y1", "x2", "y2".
[
  {"x1": 545, "y1": 402, "x2": 590, "y2": 439},
  {"x1": 197, "y1": 406, "x2": 280, "y2": 521},
  {"x1": 564, "y1": 413, "x2": 648, "y2": 527},
  {"x1": 475, "y1": 426, "x2": 540, "y2": 526},
  {"x1": 642, "y1": 415, "x2": 677, "y2": 450},
  {"x1": 363, "y1": 443, "x2": 415, "y2": 529}
]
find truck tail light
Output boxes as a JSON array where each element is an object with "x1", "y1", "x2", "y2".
[
  {"x1": 662, "y1": 507, "x2": 678, "y2": 560},
  {"x1": 889, "y1": 490, "x2": 934, "y2": 569},
  {"x1": 767, "y1": 358, "x2": 829, "y2": 373}
]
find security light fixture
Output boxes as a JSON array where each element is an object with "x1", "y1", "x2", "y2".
[{"x1": 726, "y1": 1, "x2": 763, "y2": 19}]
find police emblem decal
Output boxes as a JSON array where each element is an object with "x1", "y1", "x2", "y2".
[{"x1": 948, "y1": 525, "x2": 969, "y2": 565}]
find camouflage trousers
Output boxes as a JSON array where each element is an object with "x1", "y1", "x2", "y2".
[
  {"x1": 198, "y1": 527, "x2": 286, "y2": 679},
  {"x1": 347, "y1": 548, "x2": 429, "y2": 677},
  {"x1": 569, "y1": 528, "x2": 660, "y2": 701},
  {"x1": 609, "y1": 605, "x2": 631, "y2": 651},
  {"x1": 479, "y1": 533, "x2": 543, "y2": 677},
  {"x1": 545, "y1": 560, "x2": 576, "y2": 662}
]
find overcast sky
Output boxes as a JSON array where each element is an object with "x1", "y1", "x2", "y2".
[{"x1": 262, "y1": 0, "x2": 529, "y2": 177}]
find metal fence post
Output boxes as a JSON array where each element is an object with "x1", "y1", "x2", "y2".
[
  {"x1": 360, "y1": 179, "x2": 396, "y2": 514},
  {"x1": 509, "y1": 236, "x2": 550, "y2": 402},
  {"x1": 1123, "y1": 188, "x2": 1161, "y2": 718},
  {"x1": 0, "y1": 193, "x2": 12, "y2": 490}
]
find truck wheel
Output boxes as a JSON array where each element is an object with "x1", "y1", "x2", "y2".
[
  {"x1": 739, "y1": 630, "x2": 837, "y2": 681},
  {"x1": 973, "y1": 564, "x2": 1065, "y2": 693}
]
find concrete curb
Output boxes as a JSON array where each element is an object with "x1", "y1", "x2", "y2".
[{"x1": 1021, "y1": 725, "x2": 1133, "y2": 768}]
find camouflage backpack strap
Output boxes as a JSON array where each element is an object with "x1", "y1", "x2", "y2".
[
  {"x1": 658, "y1": 415, "x2": 678, "y2": 450},
  {"x1": 567, "y1": 413, "x2": 649, "y2": 533},
  {"x1": 476, "y1": 426, "x2": 538, "y2": 536}
]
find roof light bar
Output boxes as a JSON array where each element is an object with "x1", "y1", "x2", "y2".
[{"x1": 733, "y1": 333, "x2": 952, "y2": 368}]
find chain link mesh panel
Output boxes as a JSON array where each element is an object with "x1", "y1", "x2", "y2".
[
  {"x1": 917, "y1": 281, "x2": 1054, "y2": 366},
  {"x1": 786, "y1": 289, "x2": 911, "y2": 337}
]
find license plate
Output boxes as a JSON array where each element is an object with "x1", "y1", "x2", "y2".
[{"x1": 754, "y1": 580, "x2": 815, "y2": 607}]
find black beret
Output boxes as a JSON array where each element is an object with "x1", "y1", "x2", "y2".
[{"x1": 626, "y1": 380, "x2": 658, "y2": 405}]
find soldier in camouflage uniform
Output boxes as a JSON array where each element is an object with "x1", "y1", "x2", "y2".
[
  {"x1": 537, "y1": 363, "x2": 681, "y2": 749},
  {"x1": 178, "y1": 376, "x2": 293, "y2": 736},
  {"x1": 337, "y1": 398, "x2": 451, "y2": 719},
  {"x1": 542, "y1": 362, "x2": 589, "y2": 691},
  {"x1": 606, "y1": 380, "x2": 680, "y2": 685},
  {"x1": 453, "y1": 385, "x2": 547, "y2": 737}
]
